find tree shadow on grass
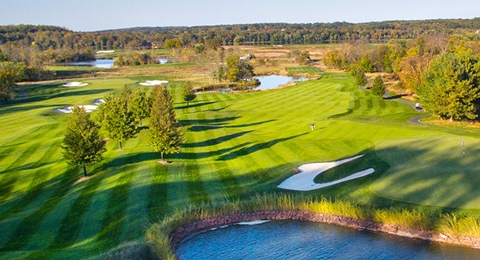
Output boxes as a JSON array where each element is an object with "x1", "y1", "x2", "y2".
[
  {"x1": 175, "y1": 101, "x2": 217, "y2": 110},
  {"x1": 95, "y1": 152, "x2": 159, "y2": 172},
  {"x1": 217, "y1": 133, "x2": 308, "y2": 161},
  {"x1": 180, "y1": 116, "x2": 240, "y2": 127},
  {"x1": 182, "y1": 131, "x2": 252, "y2": 148}
]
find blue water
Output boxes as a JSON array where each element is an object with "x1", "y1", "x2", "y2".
[
  {"x1": 254, "y1": 75, "x2": 308, "y2": 90},
  {"x1": 177, "y1": 220, "x2": 480, "y2": 260},
  {"x1": 63, "y1": 59, "x2": 114, "y2": 68}
]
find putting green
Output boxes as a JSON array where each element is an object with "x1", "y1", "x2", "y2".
[{"x1": 370, "y1": 136, "x2": 480, "y2": 209}]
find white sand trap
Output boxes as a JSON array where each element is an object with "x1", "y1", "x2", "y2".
[
  {"x1": 92, "y1": 98, "x2": 105, "y2": 105},
  {"x1": 138, "y1": 80, "x2": 169, "y2": 86},
  {"x1": 54, "y1": 105, "x2": 99, "y2": 114},
  {"x1": 63, "y1": 82, "x2": 89, "y2": 87},
  {"x1": 278, "y1": 155, "x2": 375, "y2": 191}
]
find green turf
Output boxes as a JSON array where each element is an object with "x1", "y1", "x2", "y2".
[{"x1": 1, "y1": 71, "x2": 479, "y2": 258}]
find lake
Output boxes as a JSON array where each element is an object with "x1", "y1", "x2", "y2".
[
  {"x1": 177, "y1": 220, "x2": 480, "y2": 259},
  {"x1": 62, "y1": 59, "x2": 114, "y2": 68},
  {"x1": 254, "y1": 75, "x2": 308, "y2": 90}
]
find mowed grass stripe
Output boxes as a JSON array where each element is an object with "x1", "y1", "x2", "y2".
[
  {"x1": 0, "y1": 142, "x2": 44, "y2": 206},
  {"x1": 0, "y1": 167, "x2": 78, "y2": 251},
  {"x1": 147, "y1": 162, "x2": 169, "y2": 221},
  {"x1": 180, "y1": 120, "x2": 210, "y2": 205},
  {"x1": 119, "y1": 161, "x2": 153, "y2": 242},
  {"x1": 0, "y1": 139, "x2": 62, "y2": 218},
  {"x1": 47, "y1": 170, "x2": 110, "y2": 249},
  {"x1": 76, "y1": 136, "x2": 145, "y2": 254}
]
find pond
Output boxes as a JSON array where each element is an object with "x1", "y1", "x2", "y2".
[
  {"x1": 254, "y1": 75, "x2": 308, "y2": 90},
  {"x1": 177, "y1": 220, "x2": 480, "y2": 260},
  {"x1": 61, "y1": 59, "x2": 115, "y2": 68},
  {"x1": 159, "y1": 58, "x2": 177, "y2": 64}
]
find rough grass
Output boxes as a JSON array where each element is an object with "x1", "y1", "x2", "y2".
[{"x1": 1, "y1": 72, "x2": 480, "y2": 258}]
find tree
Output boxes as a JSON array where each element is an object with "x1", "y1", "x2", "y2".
[
  {"x1": 371, "y1": 76, "x2": 386, "y2": 97},
  {"x1": 417, "y1": 51, "x2": 480, "y2": 121},
  {"x1": 62, "y1": 106, "x2": 106, "y2": 177},
  {"x1": 349, "y1": 63, "x2": 367, "y2": 86},
  {"x1": 129, "y1": 87, "x2": 151, "y2": 126},
  {"x1": 224, "y1": 52, "x2": 255, "y2": 82},
  {"x1": 397, "y1": 55, "x2": 432, "y2": 94},
  {"x1": 148, "y1": 85, "x2": 184, "y2": 162},
  {"x1": 0, "y1": 61, "x2": 25, "y2": 103},
  {"x1": 164, "y1": 39, "x2": 182, "y2": 50},
  {"x1": 101, "y1": 94, "x2": 137, "y2": 150},
  {"x1": 181, "y1": 82, "x2": 196, "y2": 107}
]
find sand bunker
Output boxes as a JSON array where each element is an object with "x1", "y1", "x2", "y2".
[
  {"x1": 278, "y1": 155, "x2": 375, "y2": 191},
  {"x1": 92, "y1": 99, "x2": 105, "y2": 105},
  {"x1": 54, "y1": 105, "x2": 99, "y2": 114},
  {"x1": 63, "y1": 82, "x2": 89, "y2": 87},
  {"x1": 138, "y1": 80, "x2": 169, "y2": 86}
]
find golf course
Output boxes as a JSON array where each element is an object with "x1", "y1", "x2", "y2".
[{"x1": 1, "y1": 68, "x2": 480, "y2": 259}]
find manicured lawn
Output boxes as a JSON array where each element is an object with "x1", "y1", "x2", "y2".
[{"x1": 1, "y1": 71, "x2": 479, "y2": 258}]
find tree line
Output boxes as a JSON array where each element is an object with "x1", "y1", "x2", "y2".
[{"x1": 2, "y1": 19, "x2": 480, "y2": 50}]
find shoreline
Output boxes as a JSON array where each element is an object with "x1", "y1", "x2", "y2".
[{"x1": 169, "y1": 210, "x2": 480, "y2": 253}]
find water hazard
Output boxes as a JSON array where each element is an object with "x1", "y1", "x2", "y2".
[
  {"x1": 177, "y1": 220, "x2": 480, "y2": 259},
  {"x1": 254, "y1": 75, "x2": 308, "y2": 90}
]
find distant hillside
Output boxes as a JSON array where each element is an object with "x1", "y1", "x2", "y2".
[{"x1": 1, "y1": 18, "x2": 479, "y2": 50}]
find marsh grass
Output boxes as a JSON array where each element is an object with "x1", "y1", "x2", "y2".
[{"x1": 440, "y1": 213, "x2": 480, "y2": 238}]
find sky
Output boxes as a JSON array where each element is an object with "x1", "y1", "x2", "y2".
[{"x1": 1, "y1": 0, "x2": 479, "y2": 32}]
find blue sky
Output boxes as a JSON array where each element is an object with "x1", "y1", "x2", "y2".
[{"x1": 1, "y1": 0, "x2": 479, "y2": 31}]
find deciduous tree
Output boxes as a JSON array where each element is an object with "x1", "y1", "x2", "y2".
[
  {"x1": 101, "y1": 94, "x2": 137, "y2": 150},
  {"x1": 371, "y1": 76, "x2": 386, "y2": 97},
  {"x1": 418, "y1": 51, "x2": 480, "y2": 121},
  {"x1": 62, "y1": 106, "x2": 106, "y2": 177},
  {"x1": 129, "y1": 87, "x2": 150, "y2": 126},
  {"x1": 148, "y1": 86, "x2": 184, "y2": 162},
  {"x1": 181, "y1": 82, "x2": 196, "y2": 107},
  {"x1": 0, "y1": 61, "x2": 25, "y2": 103}
]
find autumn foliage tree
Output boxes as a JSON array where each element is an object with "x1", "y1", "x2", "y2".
[{"x1": 417, "y1": 51, "x2": 480, "y2": 121}]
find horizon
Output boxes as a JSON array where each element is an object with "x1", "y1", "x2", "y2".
[
  {"x1": 1, "y1": 0, "x2": 480, "y2": 32},
  {"x1": 3, "y1": 17, "x2": 480, "y2": 33}
]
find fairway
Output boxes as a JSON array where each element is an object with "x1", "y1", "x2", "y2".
[{"x1": 1, "y1": 72, "x2": 479, "y2": 258}]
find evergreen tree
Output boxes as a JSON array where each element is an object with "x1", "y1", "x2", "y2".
[
  {"x1": 102, "y1": 94, "x2": 137, "y2": 150},
  {"x1": 129, "y1": 87, "x2": 151, "y2": 126},
  {"x1": 120, "y1": 84, "x2": 133, "y2": 103},
  {"x1": 417, "y1": 51, "x2": 480, "y2": 121},
  {"x1": 62, "y1": 106, "x2": 106, "y2": 177},
  {"x1": 148, "y1": 86, "x2": 184, "y2": 162},
  {"x1": 371, "y1": 76, "x2": 386, "y2": 97},
  {"x1": 181, "y1": 82, "x2": 196, "y2": 107}
]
